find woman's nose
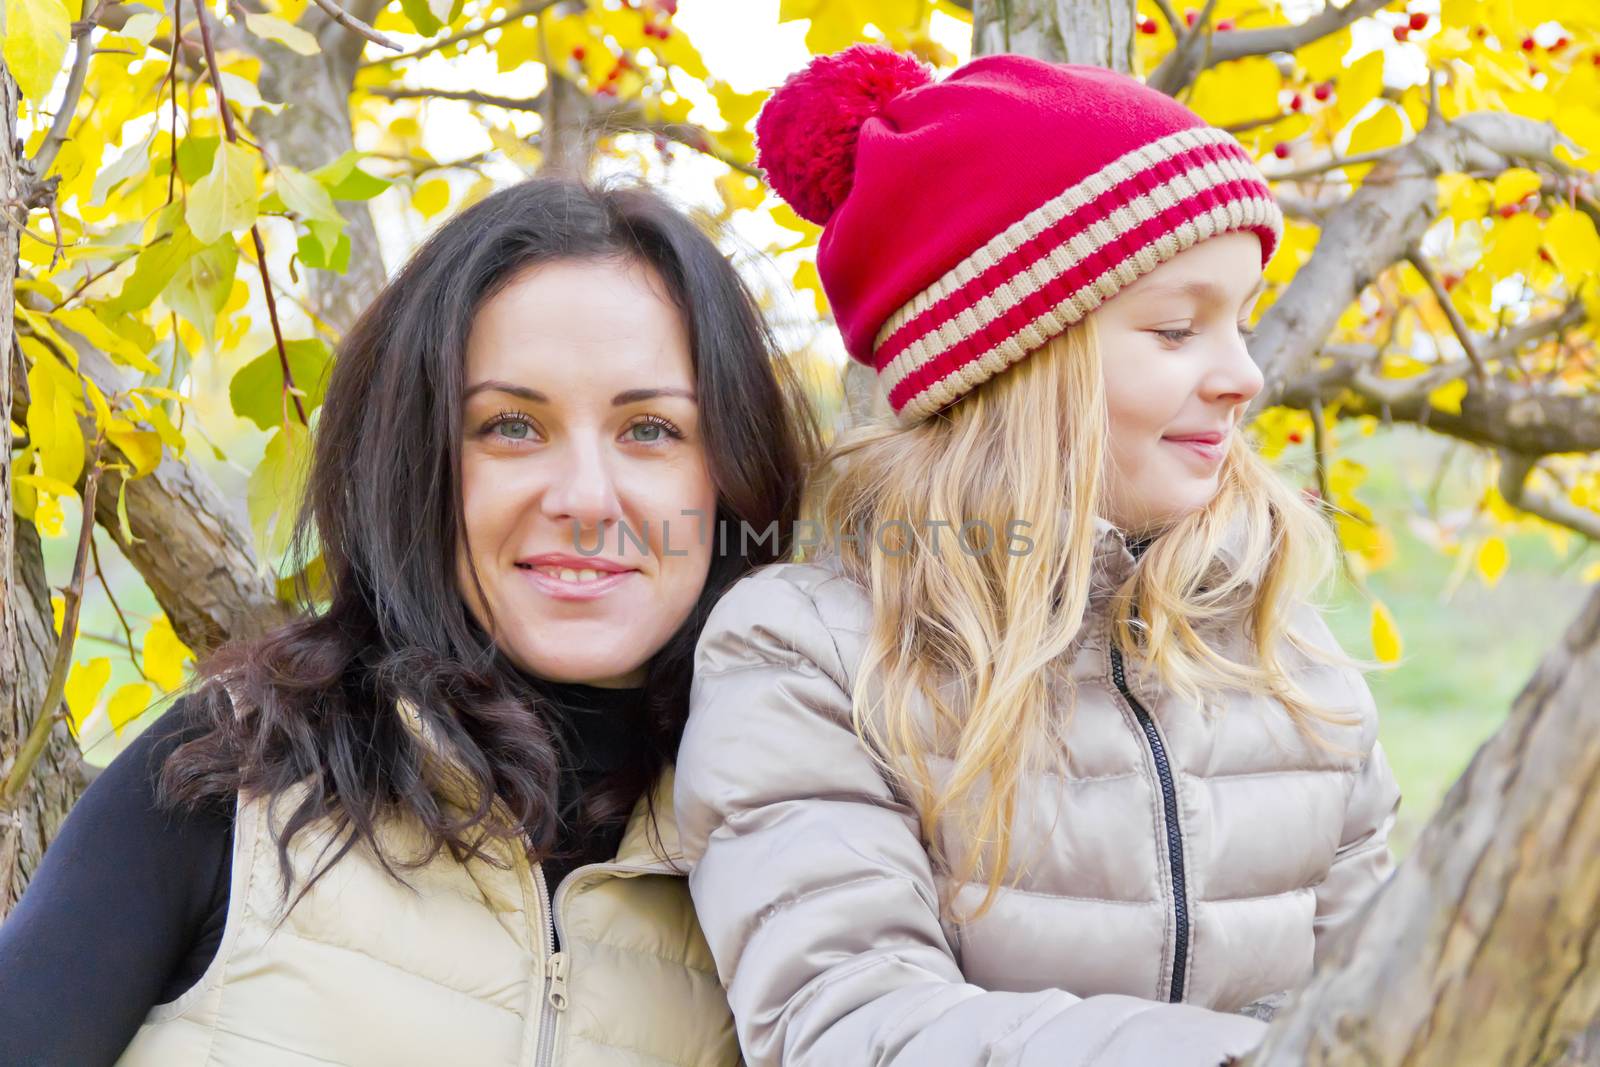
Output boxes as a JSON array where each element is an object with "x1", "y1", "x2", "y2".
[{"x1": 540, "y1": 443, "x2": 626, "y2": 533}]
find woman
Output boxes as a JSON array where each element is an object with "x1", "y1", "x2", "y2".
[
  {"x1": 675, "y1": 47, "x2": 1401, "y2": 1066},
  {"x1": 0, "y1": 178, "x2": 814, "y2": 1065}
]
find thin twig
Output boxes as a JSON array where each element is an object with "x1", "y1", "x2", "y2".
[
  {"x1": 1266, "y1": 145, "x2": 1408, "y2": 184},
  {"x1": 1407, "y1": 247, "x2": 1487, "y2": 384},
  {"x1": 0, "y1": 444, "x2": 106, "y2": 807},
  {"x1": 194, "y1": 0, "x2": 306, "y2": 425},
  {"x1": 361, "y1": 0, "x2": 564, "y2": 68},
  {"x1": 167, "y1": 0, "x2": 183, "y2": 204},
  {"x1": 368, "y1": 86, "x2": 546, "y2": 110},
  {"x1": 305, "y1": 0, "x2": 404, "y2": 51},
  {"x1": 90, "y1": 533, "x2": 155, "y2": 683}
]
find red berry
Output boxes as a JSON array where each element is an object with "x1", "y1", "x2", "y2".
[
  {"x1": 1313, "y1": 81, "x2": 1333, "y2": 101},
  {"x1": 1272, "y1": 141, "x2": 1290, "y2": 159},
  {"x1": 1289, "y1": 93, "x2": 1304, "y2": 112},
  {"x1": 1287, "y1": 431, "x2": 1305, "y2": 444},
  {"x1": 1552, "y1": 37, "x2": 1569, "y2": 52},
  {"x1": 1442, "y1": 273, "x2": 1460, "y2": 291},
  {"x1": 571, "y1": 45, "x2": 586, "y2": 60},
  {"x1": 1538, "y1": 248, "x2": 1553, "y2": 263},
  {"x1": 1138, "y1": 16, "x2": 1158, "y2": 34},
  {"x1": 1393, "y1": 25, "x2": 1409, "y2": 41},
  {"x1": 658, "y1": 25, "x2": 671, "y2": 39},
  {"x1": 1408, "y1": 12, "x2": 1428, "y2": 31},
  {"x1": 1593, "y1": 53, "x2": 1600, "y2": 66},
  {"x1": 1498, "y1": 204, "x2": 1519, "y2": 218},
  {"x1": 595, "y1": 84, "x2": 616, "y2": 97},
  {"x1": 1522, "y1": 36, "x2": 1536, "y2": 52},
  {"x1": 1472, "y1": 25, "x2": 1488, "y2": 39},
  {"x1": 1184, "y1": 8, "x2": 1197, "y2": 26},
  {"x1": 1215, "y1": 19, "x2": 1234, "y2": 32}
]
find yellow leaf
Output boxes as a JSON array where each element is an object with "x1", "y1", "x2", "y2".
[
  {"x1": 793, "y1": 258, "x2": 829, "y2": 318},
  {"x1": 1439, "y1": 174, "x2": 1490, "y2": 221},
  {"x1": 1429, "y1": 378, "x2": 1468, "y2": 415},
  {"x1": 106, "y1": 419, "x2": 163, "y2": 478},
  {"x1": 1492, "y1": 168, "x2": 1541, "y2": 209},
  {"x1": 1297, "y1": 25, "x2": 1352, "y2": 80},
  {"x1": 1545, "y1": 207, "x2": 1600, "y2": 278},
  {"x1": 65, "y1": 657, "x2": 112, "y2": 735},
  {"x1": 1370, "y1": 600, "x2": 1403, "y2": 664},
  {"x1": 412, "y1": 178, "x2": 451, "y2": 220},
  {"x1": 1582, "y1": 561, "x2": 1600, "y2": 584},
  {"x1": 716, "y1": 171, "x2": 765, "y2": 214},
  {"x1": 34, "y1": 492, "x2": 65, "y2": 536},
  {"x1": 243, "y1": 11, "x2": 320, "y2": 56},
  {"x1": 2, "y1": 0, "x2": 71, "y2": 105},
  {"x1": 1347, "y1": 104, "x2": 1406, "y2": 156},
  {"x1": 107, "y1": 682, "x2": 155, "y2": 736},
  {"x1": 1476, "y1": 535, "x2": 1509, "y2": 587},
  {"x1": 26, "y1": 350, "x2": 86, "y2": 488},
  {"x1": 143, "y1": 614, "x2": 194, "y2": 691},
  {"x1": 51, "y1": 306, "x2": 162, "y2": 374},
  {"x1": 1484, "y1": 213, "x2": 1541, "y2": 276},
  {"x1": 52, "y1": 594, "x2": 65, "y2": 634},
  {"x1": 1333, "y1": 51, "x2": 1385, "y2": 130},
  {"x1": 1189, "y1": 58, "x2": 1282, "y2": 129}
]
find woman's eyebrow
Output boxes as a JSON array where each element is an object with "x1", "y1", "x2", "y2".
[
  {"x1": 611, "y1": 387, "x2": 698, "y2": 405},
  {"x1": 464, "y1": 380, "x2": 548, "y2": 402}
]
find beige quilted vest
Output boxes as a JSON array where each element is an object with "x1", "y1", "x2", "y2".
[{"x1": 116, "y1": 698, "x2": 739, "y2": 1066}]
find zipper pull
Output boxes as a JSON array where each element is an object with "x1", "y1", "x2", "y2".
[{"x1": 545, "y1": 951, "x2": 569, "y2": 1012}]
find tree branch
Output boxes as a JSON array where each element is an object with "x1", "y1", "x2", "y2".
[
  {"x1": 304, "y1": 0, "x2": 404, "y2": 51},
  {"x1": 1149, "y1": 0, "x2": 1388, "y2": 96},
  {"x1": 27, "y1": 3, "x2": 97, "y2": 189},
  {"x1": 1497, "y1": 452, "x2": 1600, "y2": 542},
  {"x1": 360, "y1": 0, "x2": 564, "y2": 68},
  {"x1": 1406, "y1": 247, "x2": 1487, "y2": 384},
  {"x1": 367, "y1": 86, "x2": 547, "y2": 111},
  {"x1": 1253, "y1": 111, "x2": 1570, "y2": 410}
]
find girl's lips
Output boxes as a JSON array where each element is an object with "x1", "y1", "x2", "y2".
[
  {"x1": 1163, "y1": 436, "x2": 1226, "y2": 465},
  {"x1": 518, "y1": 566, "x2": 637, "y2": 601}
]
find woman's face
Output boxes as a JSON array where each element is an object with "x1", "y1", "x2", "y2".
[
  {"x1": 1092, "y1": 232, "x2": 1266, "y2": 535},
  {"x1": 457, "y1": 257, "x2": 717, "y2": 688}
]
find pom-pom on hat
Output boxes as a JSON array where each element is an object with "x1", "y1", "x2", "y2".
[{"x1": 755, "y1": 45, "x2": 1283, "y2": 422}]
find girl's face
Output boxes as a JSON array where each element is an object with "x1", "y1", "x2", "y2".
[
  {"x1": 456, "y1": 258, "x2": 717, "y2": 688},
  {"x1": 1092, "y1": 232, "x2": 1266, "y2": 535}
]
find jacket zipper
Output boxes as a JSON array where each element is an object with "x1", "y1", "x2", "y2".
[
  {"x1": 1108, "y1": 644, "x2": 1190, "y2": 1003},
  {"x1": 533, "y1": 863, "x2": 568, "y2": 1066}
]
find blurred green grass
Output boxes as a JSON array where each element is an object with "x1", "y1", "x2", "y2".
[{"x1": 1312, "y1": 427, "x2": 1591, "y2": 857}]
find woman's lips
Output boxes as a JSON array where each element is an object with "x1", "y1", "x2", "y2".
[{"x1": 517, "y1": 565, "x2": 637, "y2": 601}]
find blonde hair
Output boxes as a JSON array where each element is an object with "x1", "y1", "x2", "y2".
[{"x1": 809, "y1": 315, "x2": 1357, "y2": 921}]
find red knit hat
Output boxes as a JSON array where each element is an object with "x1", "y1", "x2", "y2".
[{"x1": 756, "y1": 46, "x2": 1282, "y2": 422}]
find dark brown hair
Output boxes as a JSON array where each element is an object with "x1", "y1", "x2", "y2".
[{"x1": 158, "y1": 177, "x2": 817, "y2": 900}]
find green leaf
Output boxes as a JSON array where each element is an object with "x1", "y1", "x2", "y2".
[
  {"x1": 399, "y1": 0, "x2": 443, "y2": 37},
  {"x1": 110, "y1": 204, "x2": 203, "y2": 316},
  {"x1": 186, "y1": 140, "x2": 261, "y2": 244},
  {"x1": 230, "y1": 339, "x2": 333, "y2": 430},
  {"x1": 274, "y1": 165, "x2": 343, "y2": 225},
  {"x1": 163, "y1": 237, "x2": 239, "y2": 348},
  {"x1": 311, "y1": 151, "x2": 391, "y2": 201},
  {"x1": 248, "y1": 423, "x2": 311, "y2": 560},
  {"x1": 92, "y1": 128, "x2": 157, "y2": 202},
  {"x1": 176, "y1": 136, "x2": 221, "y2": 184},
  {"x1": 52, "y1": 305, "x2": 162, "y2": 374},
  {"x1": 298, "y1": 227, "x2": 351, "y2": 273},
  {"x1": 3, "y1": 0, "x2": 71, "y2": 105}
]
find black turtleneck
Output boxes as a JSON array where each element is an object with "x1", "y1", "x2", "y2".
[{"x1": 0, "y1": 682, "x2": 647, "y2": 1067}]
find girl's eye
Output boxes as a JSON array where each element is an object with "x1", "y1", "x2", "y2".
[
  {"x1": 1238, "y1": 323, "x2": 1257, "y2": 340},
  {"x1": 625, "y1": 415, "x2": 684, "y2": 445},
  {"x1": 1155, "y1": 328, "x2": 1196, "y2": 344}
]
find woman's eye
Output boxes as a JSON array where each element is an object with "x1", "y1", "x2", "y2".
[
  {"x1": 486, "y1": 413, "x2": 537, "y2": 442},
  {"x1": 625, "y1": 416, "x2": 684, "y2": 445}
]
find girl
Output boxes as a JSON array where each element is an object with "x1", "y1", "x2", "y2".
[
  {"x1": 0, "y1": 178, "x2": 814, "y2": 1066},
  {"x1": 675, "y1": 47, "x2": 1401, "y2": 1066}
]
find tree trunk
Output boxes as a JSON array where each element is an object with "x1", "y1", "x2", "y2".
[
  {"x1": 1243, "y1": 586, "x2": 1600, "y2": 1067},
  {"x1": 1, "y1": 61, "x2": 86, "y2": 919},
  {"x1": 971, "y1": 0, "x2": 1136, "y2": 71}
]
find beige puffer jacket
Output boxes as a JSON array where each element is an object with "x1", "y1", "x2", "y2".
[{"x1": 675, "y1": 520, "x2": 1400, "y2": 1067}]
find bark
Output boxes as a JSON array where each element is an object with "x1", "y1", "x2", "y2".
[
  {"x1": 246, "y1": 0, "x2": 390, "y2": 331},
  {"x1": 1, "y1": 62, "x2": 86, "y2": 918},
  {"x1": 1242, "y1": 586, "x2": 1600, "y2": 1067},
  {"x1": 970, "y1": 0, "x2": 1136, "y2": 71}
]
